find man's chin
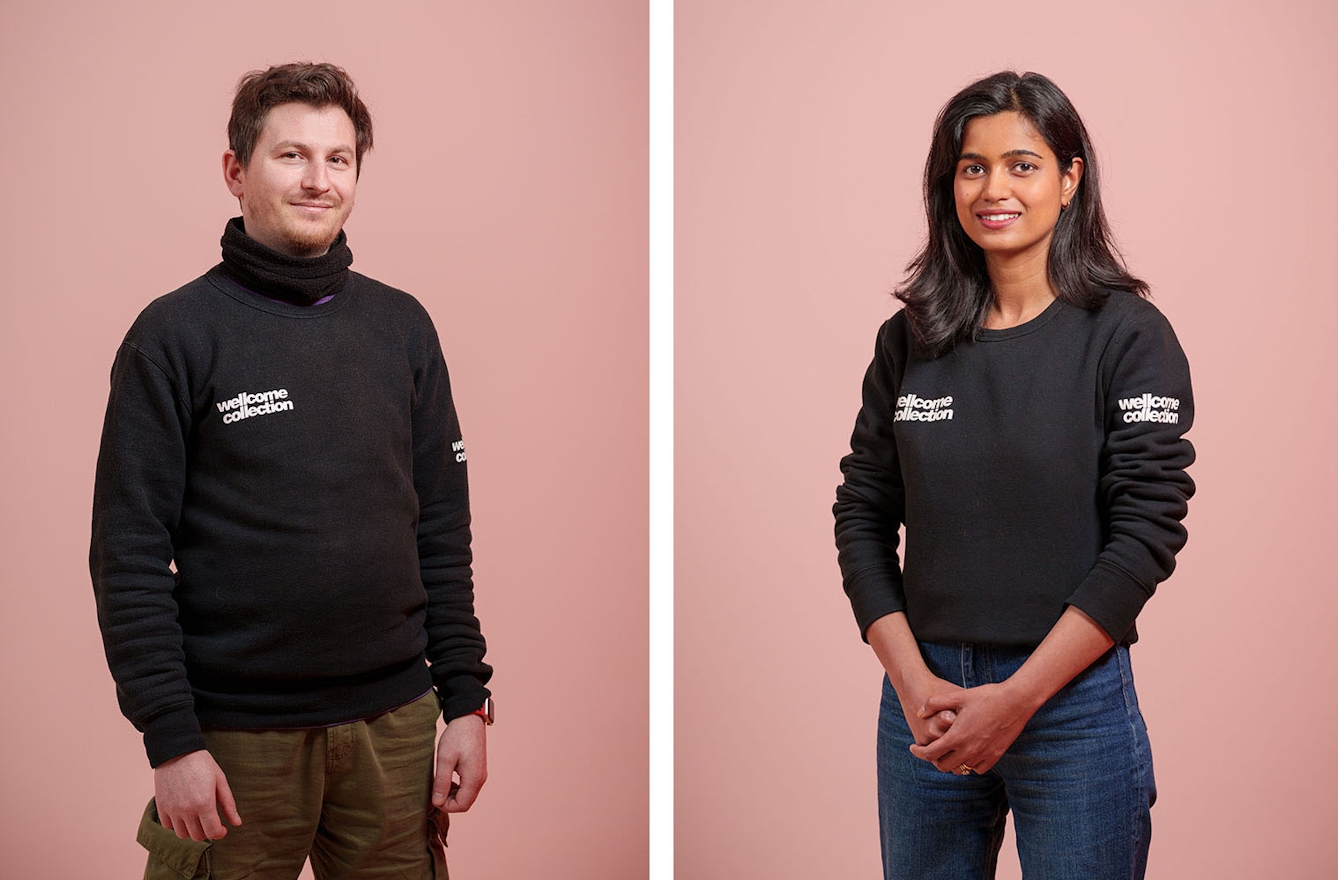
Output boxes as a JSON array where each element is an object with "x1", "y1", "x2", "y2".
[{"x1": 279, "y1": 225, "x2": 341, "y2": 258}]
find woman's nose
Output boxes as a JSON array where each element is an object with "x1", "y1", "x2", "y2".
[{"x1": 982, "y1": 169, "x2": 1010, "y2": 201}]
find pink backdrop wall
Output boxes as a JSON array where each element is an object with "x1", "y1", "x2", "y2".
[
  {"x1": 676, "y1": 1, "x2": 1336, "y2": 878},
  {"x1": 0, "y1": 2, "x2": 647, "y2": 878}
]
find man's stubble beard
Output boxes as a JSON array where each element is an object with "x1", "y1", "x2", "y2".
[
  {"x1": 281, "y1": 225, "x2": 341, "y2": 257},
  {"x1": 276, "y1": 209, "x2": 347, "y2": 257}
]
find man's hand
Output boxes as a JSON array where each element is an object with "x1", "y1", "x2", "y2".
[
  {"x1": 154, "y1": 750, "x2": 242, "y2": 841},
  {"x1": 432, "y1": 714, "x2": 487, "y2": 813}
]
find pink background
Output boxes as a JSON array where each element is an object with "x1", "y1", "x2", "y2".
[
  {"x1": 0, "y1": 2, "x2": 647, "y2": 878},
  {"x1": 676, "y1": 1, "x2": 1336, "y2": 878}
]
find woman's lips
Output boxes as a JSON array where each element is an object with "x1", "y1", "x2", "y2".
[{"x1": 977, "y1": 212, "x2": 1020, "y2": 230}]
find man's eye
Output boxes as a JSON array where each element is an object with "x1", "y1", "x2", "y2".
[{"x1": 330, "y1": 156, "x2": 348, "y2": 165}]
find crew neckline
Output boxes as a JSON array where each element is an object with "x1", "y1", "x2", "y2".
[
  {"x1": 977, "y1": 296, "x2": 1067, "y2": 341},
  {"x1": 207, "y1": 266, "x2": 354, "y2": 319}
]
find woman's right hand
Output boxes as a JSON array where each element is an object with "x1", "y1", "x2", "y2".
[
  {"x1": 894, "y1": 673, "x2": 962, "y2": 746},
  {"x1": 867, "y1": 612, "x2": 963, "y2": 745}
]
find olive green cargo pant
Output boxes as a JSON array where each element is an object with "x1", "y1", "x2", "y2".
[{"x1": 136, "y1": 692, "x2": 448, "y2": 879}]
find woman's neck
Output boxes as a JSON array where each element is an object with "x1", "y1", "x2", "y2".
[{"x1": 983, "y1": 249, "x2": 1055, "y2": 329}]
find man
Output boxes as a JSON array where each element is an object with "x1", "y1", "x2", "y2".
[{"x1": 91, "y1": 62, "x2": 491, "y2": 879}]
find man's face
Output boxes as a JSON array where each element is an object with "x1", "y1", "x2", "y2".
[{"x1": 223, "y1": 102, "x2": 358, "y2": 257}]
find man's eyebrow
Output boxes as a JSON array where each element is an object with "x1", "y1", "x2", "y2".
[
  {"x1": 272, "y1": 140, "x2": 355, "y2": 154},
  {"x1": 958, "y1": 149, "x2": 1045, "y2": 161}
]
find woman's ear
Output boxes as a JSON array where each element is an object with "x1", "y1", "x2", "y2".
[{"x1": 1061, "y1": 157, "x2": 1084, "y2": 207}]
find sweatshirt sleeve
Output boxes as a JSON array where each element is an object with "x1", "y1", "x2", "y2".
[
  {"x1": 411, "y1": 317, "x2": 493, "y2": 722},
  {"x1": 1066, "y1": 306, "x2": 1196, "y2": 641},
  {"x1": 90, "y1": 340, "x2": 208, "y2": 767},
  {"x1": 833, "y1": 318, "x2": 909, "y2": 640}
]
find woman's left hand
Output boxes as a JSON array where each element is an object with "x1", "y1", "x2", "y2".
[{"x1": 907, "y1": 683, "x2": 1038, "y2": 775}]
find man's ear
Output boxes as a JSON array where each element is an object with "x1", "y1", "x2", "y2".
[{"x1": 222, "y1": 150, "x2": 246, "y2": 199}]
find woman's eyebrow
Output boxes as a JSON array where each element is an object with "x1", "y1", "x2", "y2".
[{"x1": 958, "y1": 149, "x2": 1045, "y2": 161}]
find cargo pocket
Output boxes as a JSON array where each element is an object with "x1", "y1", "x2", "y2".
[
  {"x1": 425, "y1": 807, "x2": 450, "y2": 880},
  {"x1": 137, "y1": 798, "x2": 212, "y2": 879}
]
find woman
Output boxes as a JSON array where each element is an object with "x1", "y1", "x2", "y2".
[{"x1": 833, "y1": 71, "x2": 1194, "y2": 880}]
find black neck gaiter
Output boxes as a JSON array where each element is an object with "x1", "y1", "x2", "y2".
[{"x1": 219, "y1": 216, "x2": 353, "y2": 305}]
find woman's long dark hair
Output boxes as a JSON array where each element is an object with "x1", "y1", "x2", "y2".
[{"x1": 897, "y1": 71, "x2": 1147, "y2": 358}]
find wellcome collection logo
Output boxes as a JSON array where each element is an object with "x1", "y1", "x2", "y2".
[
  {"x1": 1117, "y1": 392, "x2": 1181, "y2": 424},
  {"x1": 217, "y1": 388, "x2": 295, "y2": 425},
  {"x1": 894, "y1": 392, "x2": 955, "y2": 423}
]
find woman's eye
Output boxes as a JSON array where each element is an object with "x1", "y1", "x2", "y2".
[
  {"x1": 1015, "y1": 162, "x2": 1036, "y2": 173},
  {"x1": 962, "y1": 164, "x2": 984, "y2": 175}
]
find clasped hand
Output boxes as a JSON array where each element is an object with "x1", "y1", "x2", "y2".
[{"x1": 903, "y1": 680, "x2": 1037, "y2": 776}]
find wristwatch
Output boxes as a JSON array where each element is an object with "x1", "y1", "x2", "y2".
[{"x1": 470, "y1": 696, "x2": 495, "y2": 725}]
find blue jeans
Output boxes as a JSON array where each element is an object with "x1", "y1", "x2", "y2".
[{"x1": 877, "y1": 643, "x2": 1155, "y2": 880}]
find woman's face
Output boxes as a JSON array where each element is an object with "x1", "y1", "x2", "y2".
[{"x1": 953, "y1": 111, "x2": 1082, "y2": 266}]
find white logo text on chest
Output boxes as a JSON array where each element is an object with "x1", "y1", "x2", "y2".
[
  {"x1": 217, "y1": 388, "x2": 294, "y2": 424},
  {"x1": 895, "y1": 392, "x2": 955, "y2": 423}
]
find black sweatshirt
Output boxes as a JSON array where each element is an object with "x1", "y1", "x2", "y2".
[
  {"x1": 834, "y1": 292, "x2": 1195, "y2": 648},
  {"x1": 91, "y1": 253, "x2": 491, "y2": 767}
]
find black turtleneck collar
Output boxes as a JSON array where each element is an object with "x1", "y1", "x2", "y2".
[{"x1": 219, "y1": 217, "x2": 353, "y2": 306}]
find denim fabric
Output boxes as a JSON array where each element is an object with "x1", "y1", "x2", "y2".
[{"x1": 877, "y1": 644, "x2": 1155, "y2": 880}]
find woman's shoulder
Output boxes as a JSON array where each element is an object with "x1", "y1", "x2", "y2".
[
  {"x1": 1083, "y1": 289, "x2": 1179, "y2": 339},
  {"x1": 1085, "y1": 289, "x2": 1190, "y2": 378},
  {"x1": 873, "y1": 308, "x2": 915, "y2": 361}
]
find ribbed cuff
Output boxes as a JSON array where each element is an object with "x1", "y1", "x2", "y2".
[
  {"x1": 435, "y1": 675, "x2": 492, "y2": 723},
  {"x1": 1066, "y1": 560, "x2": 1152, "y2": 645},
  {"x1": 143, "y1": 705, "x2": 207, "y2": 768},
  {"x1": 845, "y1": 566, "x2": 907, "y2": 642}
]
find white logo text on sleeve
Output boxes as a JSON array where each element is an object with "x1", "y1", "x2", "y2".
[{"x1": 1117, "y1": 392, "x2": 1180, "y2": 424}]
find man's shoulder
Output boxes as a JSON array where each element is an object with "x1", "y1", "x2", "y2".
[
  {"x1": 121, "y1": 269, "x2": 229, "y2": 346},
  {"x1": 132, "y1": 267, "x2": 227, "y2": 321},
  {"x1": 347, "y1": 270, "x2": 431, "y2": 316},
  {"x1": 345, "y1": 271, "x2": 446, "y2": 344}
]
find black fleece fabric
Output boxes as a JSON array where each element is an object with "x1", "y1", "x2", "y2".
[
  {"x1": 834, "y1": 291, "x2": 1195, "y2": 647},
  {"x1": 218, "y1": 216, "x2": 352, "y2": 305},
  {"x1": 91, "y1": 231, "x2": 490, "y2": 768}
]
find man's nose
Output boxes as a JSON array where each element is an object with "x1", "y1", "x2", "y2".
[{"x1": 302, "y1": 161, "x2": 330, "y2": 192}]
